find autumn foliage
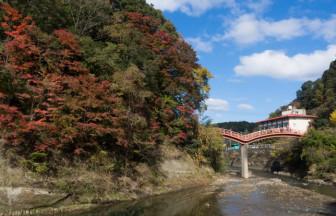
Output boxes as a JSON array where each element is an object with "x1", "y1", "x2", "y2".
[
  {"x1": 0, "y1": 3, "x2": 124, "y2": 162},
  {"x1": 0, "y1": 2, "x2": 211, "y2": 173}
]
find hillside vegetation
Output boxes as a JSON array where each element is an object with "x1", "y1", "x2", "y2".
[
  {"x1": 0, "y1": 1, "x2": 226, "y2": 206},
  {"x1": 215, "y1": 121, "x2": 257, "y2": 133},
  {"x1": 269, "y1": 60, "x2": 336, "y2": 182}
]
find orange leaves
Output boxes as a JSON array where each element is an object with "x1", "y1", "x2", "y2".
[
  {"x1": 33, "y1": 108, "x2": 48, "y2": 117},
  {"x1": 34, "y1": 137, "x2": 58, "y2": 152},
  {"x1": 77, "y1": 122, "x2": 113, "y2": 136},
  {"x1": 1, "y1": 3, "x2": 41, "y2": 76},
  {"x1": 176, "y1": 105, "x2": 194, "y2": 115},
  {"x1": 0, "y1": 3, "x2": 34, "y2": 43},
  {"x1": 15, "y1": 92, "x2": 31, "y2": 100},
  {"x1": 35, "y1": 144, "x2": 49, "y2": 152},
  {"x1": 0, "y1": 5, "x2": 96, "y2": 157},
  {"x1": 0, "y1": 3, "x2": 23, "y2": 30},
  {"x1": 126, "y1": 12, "x2": 161, "y2": 33},
  {"x1": 1, "y1": 4, "x2": 86, "y2": 77},
  {"x1": 0, "y1": 2, "x2": 204, "y2": 166},
  {"x1": 52, "y1": 30, "x2": 88, "y2": 75},
  {"x1": 57, "y1": 59, "x2": 88, "y2": 75},
  {"x1": 152, "y1": 30, "x2": 173, "y2": 49},
  {"x1": 0, "y1": 104, "x2": 21, "y2": 116},
  {"x1": 0, "y1": 104, "x2": 25, "y2": 145},
  {"x1": 54, "y1": 29, "x2": 80, "y2": 53},
  {"x1": 19, "y1": 73, "x2": 33, "y2": 80},
  {"x1": 0, "y1": 3, "x2": 21, "y2": 20}
]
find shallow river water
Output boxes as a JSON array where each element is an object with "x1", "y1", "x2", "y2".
[{"x1": 74, "y1": 172, "x2": 336, "y2": 216}]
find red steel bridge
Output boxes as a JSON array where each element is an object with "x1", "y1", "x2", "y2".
[
  {"x1": 222, "y1": 127, "x2": 304, "y2": 145},
  {"x1": 222, "y1": 127, "x2": 305, "y2": 179},
  {"x1": 221, "y1": 107, "x2": 314, "y2": 179}
]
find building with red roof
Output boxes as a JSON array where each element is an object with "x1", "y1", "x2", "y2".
[{"x1": 257, "y1": 106, "x2": 316, "y2": 134}]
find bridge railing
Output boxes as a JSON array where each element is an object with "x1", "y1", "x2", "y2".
[
  {"x1": 222, "y1": 127, "x2": 304, "y2": 143},
  {"x1": 222, "y1": 129, "x2": 244, "y2": 139}
]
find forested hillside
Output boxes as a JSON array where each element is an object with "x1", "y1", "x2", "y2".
[
  {"x1": 0, "y1": 0, "x2": 213, "y2": 175},
  {"x1": 270, "y1": 60, "x2": 336, "y2": 127},
  {"x1": 269, "y1": 60, "x2": 336, "y2": 181},
  {"x1": 215, "y1": 121, "x2": 257, "y2": 133},
  {"x1": 295, "y1": 60, "x2": 336, "y2": 127}
]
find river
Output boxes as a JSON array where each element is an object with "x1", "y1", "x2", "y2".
[{"x1": 73, "y1": 171, "x2": 336, "y2": 216}]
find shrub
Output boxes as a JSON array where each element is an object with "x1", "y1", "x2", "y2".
[
  {"x1": 21, "y1": 152, "x2": 49, "y2": 174},
  {"x1": 193, "y1": 125, "x2": 227, "y2": 173},
  {"x1": 300, "y1": 129, "x2": 336, "y2": 175}
]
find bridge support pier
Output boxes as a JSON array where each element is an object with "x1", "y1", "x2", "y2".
[{"x1": 240, "y1": 144, "x2": 249, "y2": 178}]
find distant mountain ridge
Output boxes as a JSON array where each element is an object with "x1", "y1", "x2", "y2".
[{"x1": 215, "y1": 121, "x2": 257, "y2": 133}]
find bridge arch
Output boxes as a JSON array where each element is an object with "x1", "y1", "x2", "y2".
[
  {"x1": 222, "y1": 127, "x2": 304, "y2": 145},
  {"x1": 222, "y1": 127, "x2": 305, "y2": 178},
  {"x1": 244, "y1": 133, "x2": 302, "y2": 144}
]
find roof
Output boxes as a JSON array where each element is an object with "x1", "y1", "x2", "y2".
[{"x1": 256, "y1": 114, "x2": 317, "y2": 123}]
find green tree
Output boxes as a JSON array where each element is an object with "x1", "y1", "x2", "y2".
[
  {"x1": 195, "y1": 125, "x2": 227, "y2": 172},
  {"x1": 193, "y1": 67, "x2": 212, "y2": 112},
  {"x1": 311, "y1": 79, "x2": 324, "y2": 107},
  {"x1": 63, "y1": 0, "x2": 112, "y2": 36},
  {"x1": 296, "y1": 81, "x2": 315, "y2": 109},
  {"x1": 216, "y1": 121, "x2": 257, "y2": 133},
  {"x1": 300, "y1": 129, "x2": 336, "y2": 175}
]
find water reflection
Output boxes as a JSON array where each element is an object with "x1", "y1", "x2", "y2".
[
  {"x1": 77, "y1": 187, "x2": 223, "y2": 216},
  {"x1": 74, "y1": 176, "x2": 336, "y2": 216}
]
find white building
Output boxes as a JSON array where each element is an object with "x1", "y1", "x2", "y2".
[
  {"x1": 257, "y1": 106, "x2": 316, "y2": 134},
  {"x1": 281, "y1": 105, "x2": 306, "y2": 115}
]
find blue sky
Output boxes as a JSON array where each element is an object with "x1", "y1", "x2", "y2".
[{"x1": 146, "y1": 0, "x2": 336, "y2": 123}]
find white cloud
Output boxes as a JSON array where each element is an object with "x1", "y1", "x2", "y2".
[
  {"x1": 218, "y1": 14, "x2": 336, "y2": 45},
  {"x1": 146, "y1": 0, "x2": 273, "y2": 16},
  {"x1": 246, "y1": 0, "x2": 272, "y2": 14},
  {"x1": 206, "y1": 98, "x2": 229, "y2": 111},
  {"x1": 234, "y1": 45, "x2": 336, "y2": 80},
  {"x1": 146, "y1": 0, "x2": 238, "y2": 16},
  {"x1": 187, "y1": 37, "x2": 213, "y2": 53},
  {"x1": 305, "y1": 15, "x2": 336, "y2": 41},
  {"x1": 238, "y1": 103, "x2": 254, "y2": 110}
]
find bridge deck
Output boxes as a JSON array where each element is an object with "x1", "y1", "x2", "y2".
[{"x1": 222, "y1": 127, "x2": 304, "y2": 144}]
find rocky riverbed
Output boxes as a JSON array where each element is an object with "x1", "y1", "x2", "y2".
[
  {"x1": 70, "y1": 174, "x2": 336, "y2": 216},
  {"x1": 213, "y1": 176, "x2": 335, "y2": 216},
  {"x1": 1, "y1": 173, "x2": 335, "y2": 216}
]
